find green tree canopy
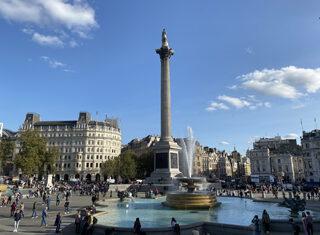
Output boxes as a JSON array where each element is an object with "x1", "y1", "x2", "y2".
[
  {"x1": 101, "y1": 150, "x2": 137, "y2": 180},
  {"x1": 15, "y1": 130, "x2": 58, "y2": 177},
  {"x1": 101, "y1": 158, "x2": 116, "y2": 178},
  {"x1": 135, "y1": 151, "x2": 154, "y2": 178},
  {"x1": 119, "y1": 150, "x2": 137, "y2": 180},
  {"x1": 0, "y1": 138, "x2": 14, "y2": 173},
  {"x1": 42, "y1": 147, "x2": 59, "y2": 175}
]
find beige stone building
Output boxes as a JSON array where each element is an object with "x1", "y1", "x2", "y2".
[
  {"x1": 122, "y1": 135, "x2": 160, "y2": 156},
  {"x1": 248, "y1": 136, "x2": 304, "y2": 183},
  {"x1": 20, "y1": 112, "x2": 121, "y2": 181},
  {"x1": 301, "y1": 129, "x2": 320, "y2": 182}
]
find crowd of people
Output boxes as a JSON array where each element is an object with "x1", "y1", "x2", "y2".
[
  {"x1": 0, "y1": 179, "x2": 318, "y2": 234},
  {"x1": 251, "y1": 209, "x2": 314, "y2": 235},
  {"x1": 217, "y1": 183, "x2": 320, "y2": 201},
  {"x1": 0, "y1": 180, "x2": 101, "y2": 233}
]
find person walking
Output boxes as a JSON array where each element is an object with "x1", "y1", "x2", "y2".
[
  {"x1": 301, "y1": 212, "x2": 308, "y2": 235},
  {"x1": 13, "y1": 209, "x2": 22, "y2": 232},
  {"x1": 262, "y1": 209, "x2": 270, "y2": 234},
  {"x1": 46, "y1": 195, "x2": 51, "y2": 211},
  {"x1": 290, "y1": 218, "x2": 301, "y2": 235},
  {"x1": 171, "y1": 217, "x2": 181, "y2": 235},
  {"x1": 75, "y1": 211, "x2": 81, "y2": 234},
  {"x1": 251, "y1": 215, "x2": 260, "y2": 235},
  {"x1": 306, "y1": 211, "x2": 313, "y2": 235},
  {"x1": 10, "y1": 201, "x2": 16, "y2": 217},
  {"x1": 41, "y1": 207, "x2": 48, "y2": 227},
  {"x1": 56, "y1": 193, "x2": 61, "y2": 207},
  {"x1": 64, "y1": 200, "x2": 70, "y2": 214},
  {"x1": 20, "y1": 202, "x2": 25, "y2": 218},
  {"x1": 31, "y1": 201, "x2": 38, "y2": 218},
  {"x1": 133, "y1": 217, "x2": 141, "y2": 235},
  {"x1": 54, "y1": 212, "x2": 62, "y2": 233}
]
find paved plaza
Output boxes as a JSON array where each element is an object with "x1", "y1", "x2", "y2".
[{"x1": 0, "y1": 194, "x2": 92, "y2": 235}]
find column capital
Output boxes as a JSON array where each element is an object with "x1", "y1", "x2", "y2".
[{"x1": 156, "y1": 47, "x2": 174, "y2": 60}]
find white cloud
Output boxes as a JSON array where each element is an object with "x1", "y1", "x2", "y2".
[
  {"x1": 264, "y1": 102, "x2": 271, "y2": 108},
  {"x1": 238, "y1": 66, "x2": 320, "y2": 99},
  {"x1": 220, "y1": 141, "x2": 230, "y2": 145},
  {"x1": 206, "y1": 102, "x2": 229, "y2": 111},
  {"x1": 207, "y1": 95, "x2": 271, "y2": 112},
  {"x1": 228, "y1": 85, "x2": 238, "y2": 90},
  {"x1": 0, "y1": 0, "x2": 97, "y2": 47},
  {"x1": 292, "y1": 103, "x2": 305, "y2": 109},
  {"x1": 40, "y1": 56, "x2": 73, "y2": 73},
  {"x1": 284, "y1": 133, "x2": 299, "y2": 139},
  {"x1": 218, "y1": 95, "x2": 251, "y2": 109},
  {"x1": 69, "y1": 40, "x2": 78, "y2": 48},
  {"x1": 32, "y1": 32, "x2": 64, "y2": 47},
  {"x1": 245, "y1": 47, "x2": 254, "y2": 55}
]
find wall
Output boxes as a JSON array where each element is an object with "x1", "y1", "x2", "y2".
[{"x1": 65, "y1": 220, "x2": 319, "y2": 235}]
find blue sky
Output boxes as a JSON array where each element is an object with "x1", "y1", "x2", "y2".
[{"x1": 1, "y1": 1, "x2": 320, "y2": 154}]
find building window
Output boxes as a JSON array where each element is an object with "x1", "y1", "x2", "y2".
[
  {"x1": 86, "y1": 163, "x2": 89, "y2": 167},
  {"x1": 90, "y1": 163, "x2": 93, "y2": 167}
]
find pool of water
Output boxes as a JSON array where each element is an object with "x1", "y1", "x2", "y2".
[{"x1": 97, "y1": 197, "x2": 320, "y2": 228}]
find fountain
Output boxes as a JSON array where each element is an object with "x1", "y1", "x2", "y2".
[{"x1": 164, "y1": 127, "x2": 218, "y2": 209}]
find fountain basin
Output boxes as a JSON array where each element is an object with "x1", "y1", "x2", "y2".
[
  {"x1": 95, "y1": 197, "x2": 320, "y2": 228},
  {"x1": 164, "y1": 192, "x2": 218, "y2": 209}
]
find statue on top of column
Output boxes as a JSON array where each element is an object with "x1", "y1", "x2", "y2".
[{"x1": 162, "y1": 29, "x2": 169, "y2": 48}]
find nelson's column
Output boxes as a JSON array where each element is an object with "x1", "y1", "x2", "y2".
[{"x1": 150, "y1": 29, "x2": 182, "y2": 184}]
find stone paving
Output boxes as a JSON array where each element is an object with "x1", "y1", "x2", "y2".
[{"x1": 0, "y1": 194, "x2": 92, "y2": 235}]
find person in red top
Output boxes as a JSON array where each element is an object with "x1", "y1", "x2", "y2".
[{"x1": 10, "y1": 202, "x2": 16, "y2": 217}]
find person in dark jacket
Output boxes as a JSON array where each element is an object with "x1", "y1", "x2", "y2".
[
  {"x1": 13, "y1": 209, "x2": 22, "y2": 232},
  {"x1": 306, "y1": 211, "x2": 313, "y2": 235},
  {"x1": 251, "y1": 215, "x2": 260, "y2": 235},
  {"x1": 75, "y1": 211, "x2": 81, "y2": 234},
  {"x1": 133, "y1": 217, "x2": 141, "y2": 235},
  {"x1": 289, "y1": 218, "x2": 301, "y2": 235},
  {"x1": 262, "y1": 209, "x2": 270, "y2": 234},
  {"x1": 54, "y1": 212, "x2": 62, "y2": 233}
]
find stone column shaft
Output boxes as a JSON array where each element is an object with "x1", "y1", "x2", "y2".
[{"x1": 161, "y1": 57, "x2": 172, "y2": 141}]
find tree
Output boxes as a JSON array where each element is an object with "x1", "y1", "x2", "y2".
[
  {"x1": 0, "y1": 138, "x2": 14, "y2": 173},
  {"x1": 101, "y1": 159, "x2": 116, "y2": 178},
  {"x1": 119, "y1": 150, "x2": 137, "y2": 180},
  {"x1": 135, "y1": 152, "x2": 154, "y2": 178},
  {"x1": 101, "y1": 150, "x2": 138, "y2": 181},
  {"x1": 41, "y1": 147, "x2": 59, "y2": 175},
  {"x1": 15, "y1": 130, "x2": 47, "y2": 176}
]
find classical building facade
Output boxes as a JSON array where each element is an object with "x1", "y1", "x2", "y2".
[
  {"x1": 301, "y1": 129, "x2": 320, "y2": 182},
  {"x1": 248, "y1": 136, "x2": 304, "y2": 183},
  {"x1": 122, "y1": 135, "x2": 160, "y2": 156},
  {"x1": 20, "y1": 112, "x2": 121, "y2": 181}
]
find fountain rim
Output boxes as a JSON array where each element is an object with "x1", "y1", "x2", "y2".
[{"x1": 175, "y1": 176, "x2": 206, "y2": 183}]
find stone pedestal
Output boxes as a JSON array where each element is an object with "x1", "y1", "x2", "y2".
[
  {"x1": 46, "y1": 174, "x2": 53, "y2": 188},
  {"x1": 149, "y1": 140, "x2": 181, "y2": 184}
]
